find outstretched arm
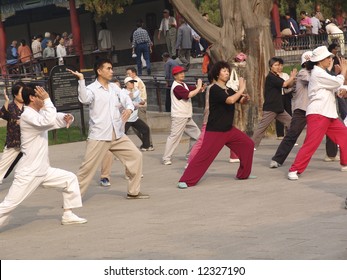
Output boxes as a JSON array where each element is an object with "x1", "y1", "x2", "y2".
[{"x1": 66, "y1": 68, "x2": 94, "y2": 104}]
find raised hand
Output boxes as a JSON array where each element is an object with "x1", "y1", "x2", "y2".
[
  {"x1": 64, "y1": 114, "x2": 74, "y2": 128},
  {"x1": 34, "y1": 86, "x2": 50, "y2": 100},
  {"x1": 66, "y1": 68, "x2": 84, "y2": 80},
  {"x1": 238, "y1": 77, "x2": 246, "y2": 92},
  {"x1": 3, "y1": 89, "x2": 9, "y2": 102}
]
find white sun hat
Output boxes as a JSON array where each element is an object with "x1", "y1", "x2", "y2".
[
  {"x1": 311, "y1": 46, "x2": 333, "y2": 62},
  {"x1": 301, "y1": 51, "x2": 313, "y2": 66}
]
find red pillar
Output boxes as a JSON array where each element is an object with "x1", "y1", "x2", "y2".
[
  {"x1": 271, "y1": 0, "x2": 282, "y2": 50},
  {"x1": 0, "y1": 19, "x2": 7, "y2": 76},
  {"x1": 69, "y1": 0, "x2": 84, "y2": 69}
]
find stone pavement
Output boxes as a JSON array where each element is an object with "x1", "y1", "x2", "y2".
[{"x1": 0, "y1": 132, "x2": 347, "y2": 260}]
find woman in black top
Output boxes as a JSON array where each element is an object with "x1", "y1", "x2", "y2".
[
  {"x1": 178, "y1": 61, "x2": 255, "y2": 188},
  {"x1": 252, "y1": 57, "x2": 297, "y2": 149}
]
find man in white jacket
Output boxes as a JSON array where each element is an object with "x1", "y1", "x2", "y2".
[
  {"x1": 325, "y1": 19, "x2": 345, "y2": 56},
  {"x1": 0, "y1": 84, "x2": 87, "y2": 229}
]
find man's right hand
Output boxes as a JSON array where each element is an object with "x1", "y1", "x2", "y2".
[
  {"x1": 34, "y1": 86, "x2": 50, "y2": 100},
  {"x1": 66, "y1": 68, "x2": 84, "y2": 80}
]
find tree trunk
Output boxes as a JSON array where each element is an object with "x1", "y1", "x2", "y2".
[{"x1": 171, "y1": 0, "x2": 274, "y2": 134}]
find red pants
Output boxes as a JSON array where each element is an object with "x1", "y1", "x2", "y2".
[
  {"x1": 179, "y1": 127, "x2": 254, "y2": 186},
  {"x1": 187, "y1": 124, "x2": 238, "y2": 164},
  {"x1": 289, "y1": 114, "x2": 347, "y2": 173}
]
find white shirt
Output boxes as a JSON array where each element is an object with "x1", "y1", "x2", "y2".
[
  {"x1": 311, "y1": 16, "x2": 321, "y2": 35},
  {"x1": 306, "y1": 66, "x2": 345, "y2": 118},
  {"x1": 16, "y1": 99, "x2": 70, "y2": 177},
  {"x1": 31, "y1": 40, "x2": 42, "y2": 58},
  {"x1": 98, "y1": 29, "x2": 113, "y2": 50},
  {"x1": 159, "y1": 17, "x2": 176, "y2": 33},
  {"x1": 122, "y1": 89, "x2": 141, "y2": 122},
  {"x1": 170, "y1": 81, "x2": 193, "y2": 118},
  {"x1": 56, "y1": 44, "x2": 67, "y2": 58},
  {"x1": 78, "y1": 79, "x2": 134, "y2": 140},
  {"x1": 326, "y1": 23, "x2": 343, "y2": 35}
]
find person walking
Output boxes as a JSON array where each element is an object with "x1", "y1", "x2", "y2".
[
  {"x1": 288, "y1": 46, "x2": 347, "y2": 180},
  {"x1": 132, "y1": 19, "x2": 152, "y2": 76},
  {"x1": 252, "y1": 57, "x2": 297, "y2": 149},
  {"x1": 177, "y1": 61, "x2": 255, "y2": 189},
  {"x1": 162, "y1": 66, "x2": 203, "y2": 165},
  {"x1": 0, "y1": 84, "x2": 87, "y2": 229},
  {"x1": 176, "y1": 19, "x2": 193, "y2": 70},
  {"x1": 0, "y1": 82, "x2": 24, "y2": 184},
  {"x1": 68, "y1": 59, "x2": 149, "y2": 199},
  {"x1": 158, "y1": 9, "x2": 177, "y2": 58}
]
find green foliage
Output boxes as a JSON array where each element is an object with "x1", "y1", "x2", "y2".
[
  {"x1": 0, "y1": 126, "x2": 86, "y2": 153},
  {"x1": 79, "y1": 0, "x2": 133, "y2": 20},
  {"x1": 195, "y1": 0, "x2": 221, "y2": 27}
]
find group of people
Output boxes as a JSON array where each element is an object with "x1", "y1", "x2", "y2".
[
  {"x1": 2, "y1": 27, "x2": 347, "y2": 231},
  {"x1": 277, "y1": 4, "x2": 346, "y2": 55},
  {"x1": 131, "y1": 9, "x2": 209, "y2": 77},
  {"x1": 0, "y1": 58, "x2": 153, "y2": 231},
  {"x1": 6, "y1": 31, "x2": 74, "y2": 68}
]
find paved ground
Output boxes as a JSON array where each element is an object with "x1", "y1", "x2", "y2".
[{"x1": 0, "y1": 132, "x2": 347, "y2": 260}]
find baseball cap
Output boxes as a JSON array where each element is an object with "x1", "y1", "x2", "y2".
[
  {"x1": 124, "y1": 77, "x2": 137, "y2": 84},
  {"x1": 172, "y1": 66, "x2": 186, "y2": 76}
]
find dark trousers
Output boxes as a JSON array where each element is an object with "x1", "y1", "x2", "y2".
[
  {"x1": 125, "y1": 118, "x2": 150, "y2": 149},
  {"x1": 135, "y1": 43, "x2": 151, "y2": 76},
  {"x1": 276, "y1": 94, "x2": 293, "y2": 137},
  {"x1": 165, "y1": 88, "x2": 171, "y2": 112},
  {"x1": 272, "y1": 109, "x2": 306, "y2": 164},
  {"x1": 325, "y1": 97, "x2": 347, "y2": 157}
]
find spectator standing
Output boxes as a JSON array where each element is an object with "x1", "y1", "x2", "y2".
[
  {"x1": 162, "y1": 52, "x2": 179, "y2": 112},
  {"x1": 43, "y1": 40, "x2": 55, "y2": 58},
  {"x1": 31, "y1": 35, "x2": 42, "y2": 59},
  {"x1": 252, "y1": 57, "x2": 297, "y2": 149},
  {"x1": 132, "y1": 19, "x2": 152, "y2": 76},
  {"x1": 53, "y1": 33, "x2": 61, "y2": 47},
  {"x1": 162, "y1": 66, "x2": 203, "y2": 165},
  {"x1": 56, "y1": 38, "x2": 67, "y2": 58},
  {"x1": 288, "y1": 46, "x2": 347, "y2": 180},
  {"x1": 41, "y1": 32, "x2": 51, "y2": 51},
  {"x1": 299, "y1": 11, "x2": 312, "y2": 34},
  {"x1": 98, "y1": 22, "x2": 113, "y2": 51},
  {"x1": 6, "y1": 41, "x2": 18, "y2": 65},
  {"x1": 285, "y1": 12, "x2": 299, "y2": 35},
  {"x1": 315, "y1": 4, "x2": 325, "y2": 23},
  {"x1": 176, "y1": 19, "x2": 193, "y2": 70},
  {"x1": 311, "y1": 13, "x2": 321, "y2": 35},
  {"x1": 158, "y1": 9, "x2": 177, "y2": 58},
  {"x1": 325, "y1": 19, "x2": 345, "y2": 56},
  {"x1": 17, "y1": 39, "x2": 32, "y2": 63}
]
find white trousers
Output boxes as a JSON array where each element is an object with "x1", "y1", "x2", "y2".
[
  {"x1": 0, "y1": 167, "x2": 83, "y2": 227},
  {"x1": 0, "y1": 147, "x2": 21, "y2": 184}
]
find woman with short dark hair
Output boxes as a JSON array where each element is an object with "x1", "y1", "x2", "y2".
[
  {"x1": 252, "y1": 57, "x2": 297, "y2": 149},
  {"x1": 177, "y1": 61, "x2": 255, "y2": 189}
]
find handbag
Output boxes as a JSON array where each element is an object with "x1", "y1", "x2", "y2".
[{"x1": 226, "y1": 68, "x2": 239, "y2": 91}]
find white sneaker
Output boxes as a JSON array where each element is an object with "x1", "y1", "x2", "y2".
[
  {"x1": 229, "y1": 158, "x2": 240, "y2": 163},
  {"x1": 163, "y1": 160, "x2": 172, "y2": 165},
  {"x1": 341, "y1": 165, "x2": 347, "y2": 172},
  {"x1": 269, "y1": 160, "x2": 282, "y2": 168},
  {"x1": 61, "y1": 213, "x2": 87, "y2": 225},
  {"x1": 288, "y1": 171, "x2": 299, "y2": 180},
  {"x1": 324, "y1": 155, "x2": 340, "y2": 162}
]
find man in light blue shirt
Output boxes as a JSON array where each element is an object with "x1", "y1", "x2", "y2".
[{"x1": 68, "y1": 59, "x2": 149, "y2": 199}]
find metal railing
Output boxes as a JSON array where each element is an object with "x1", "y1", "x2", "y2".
[{"x1": 273, "y1": 31, "x2": 347, "y2": 64}]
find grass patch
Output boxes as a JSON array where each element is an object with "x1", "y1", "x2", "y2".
[
  {"x1": 0, "y1": 126, "x2": 87, "y2": 152},
  {"x1": 283, "y1": 64, "x2": 301, "y2": 74}
]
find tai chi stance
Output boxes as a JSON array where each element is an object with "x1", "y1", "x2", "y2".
[{"x1": 0, "y1": 84, "x2": 86, "y2": 229}]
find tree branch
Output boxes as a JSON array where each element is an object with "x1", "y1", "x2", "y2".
[{"x1": 171, "y1": 0, "x2": 220, "y2": 43}]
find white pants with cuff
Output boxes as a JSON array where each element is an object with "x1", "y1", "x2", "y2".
[{"x1": 0, "y1": 167, "x2": 83, "y2": 227}]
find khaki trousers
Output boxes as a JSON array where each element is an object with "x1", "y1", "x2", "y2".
[
  {"x1": 252, "y1": 111, "x2": 292, "y2": 148},
  {"x1": 77, "y1": 134, "x2": 142, "y2": 196},
  {"x1": 162, "y1": 117, "x2": 201, "y2": 162},
  {"x1": 165, "y1": 28, "x2": 177, "y2": 57}
]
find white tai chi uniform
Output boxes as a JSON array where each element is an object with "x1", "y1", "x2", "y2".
[{"x1": 0, "y1": 98, "x2": 83, "y2": 227}]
